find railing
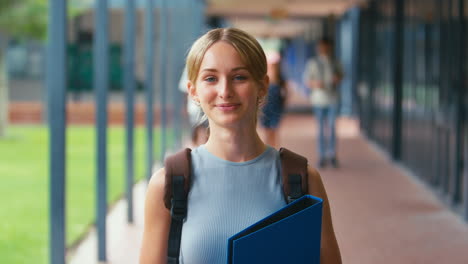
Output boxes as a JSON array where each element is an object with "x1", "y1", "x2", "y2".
[
  {"x1": 357, "y1": 0, "x2": 467, "y2": 222},
  {"x1": 47, "y1": 0, "x2": 205, "y2": 263}
]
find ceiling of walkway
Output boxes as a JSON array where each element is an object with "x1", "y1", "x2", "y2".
[{"x1": 206, "y1": 0, "x2": 367, "y2": 37}]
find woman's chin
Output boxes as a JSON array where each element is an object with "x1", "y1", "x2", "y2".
[{"x1": 210, "y1": 116, "x2": 257, "y2": 129}]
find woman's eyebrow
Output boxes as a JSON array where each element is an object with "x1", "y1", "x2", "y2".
[
  {"x1": 200, "y1": 68, "x2": 218, "y2": 73},
  {"x1": 231, "y1": 67, "x2": 248, "y2": 72},
  {"x1": 200, "y1": 67, "x2": 248, "y2": 73}
]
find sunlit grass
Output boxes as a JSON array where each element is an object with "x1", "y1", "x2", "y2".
[{"x1": 0, "y1": 125, "x2": 161, "y2": 264}]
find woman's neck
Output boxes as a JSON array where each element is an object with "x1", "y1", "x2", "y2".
[{"x1": 204, "y1": 123, "x2": 267, "y2": 163}]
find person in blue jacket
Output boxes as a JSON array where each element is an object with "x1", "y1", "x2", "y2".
[{"x1": 139, "y1": 27, "x2": 342, "y2": 264}]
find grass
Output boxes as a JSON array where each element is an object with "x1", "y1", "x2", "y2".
[{"x1": 0, "y1": 125, "x2": 161, "y2": 264}]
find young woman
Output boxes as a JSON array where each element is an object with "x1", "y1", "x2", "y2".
[
  {"x1": 259, "y1": 51, "x2": 288, "y2": 148},
  {"x1": 139, "y1": 28, "x2": 342, "y2": 264}
]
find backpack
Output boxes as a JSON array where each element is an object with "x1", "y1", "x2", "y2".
[{"x1": 163, "y1": 147, "x2": 309, "y2": 264}]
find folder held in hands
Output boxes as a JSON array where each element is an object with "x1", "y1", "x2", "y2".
[{"x1": 227, "y1": 195, "x2": 323, "y2": 264}]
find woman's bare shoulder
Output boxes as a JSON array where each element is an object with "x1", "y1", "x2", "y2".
[
  {"x1": 145, "y1": 167, "x2": 167, "y2": 209},
  {"x1": 148, "y1": 167, "x2": 166, "y2": 190}
]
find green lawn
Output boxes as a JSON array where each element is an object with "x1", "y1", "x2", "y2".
[{"x1": 0, "y1": 125, "x2": 161, "y2": 264}]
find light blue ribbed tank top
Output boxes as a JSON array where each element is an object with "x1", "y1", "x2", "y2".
[{"x1": 179, "y1": 145, "x2": 286, "y2": 264}]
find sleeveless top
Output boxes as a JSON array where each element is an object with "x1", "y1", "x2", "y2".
[{"x1": 179, "y1": 145, "x2": 286, "y2": 263}]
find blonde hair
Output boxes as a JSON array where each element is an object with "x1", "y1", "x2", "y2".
[{"x1": 186, "y1": 27, "x2": 267, "y2": 87}]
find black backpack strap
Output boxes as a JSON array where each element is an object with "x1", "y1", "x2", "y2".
[
  {"x1": 164, "y1": 148, "x2": 192, "y2": 264},
  {"x1": 279, "y1": 148, "x2": 309, "y2": 203}
]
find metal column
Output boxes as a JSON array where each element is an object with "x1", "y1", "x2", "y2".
[
  {"x1": 392, "y1": 0, "x2": 404, "y2": 161},
  {"x1": 367, "y1": 1, "x2": 377, "y2": 138},
  {"x1": 0, "y1": 37, "x2": 7, "y2": 138},
  {"x1": 159, "y1": 0, "x2": 168, "y2": 162},
  {"x1": 171, "y1": 0, "x2": 183, "y2": 149},
  {"x1": 47, "y1": 1, "x2": 67, "y2": 263},
  {"x1": 458, "y1": 0, "x2": 467, "y2": 219},
  {"x1": 124, "y1": 0, "x2": 136, "y2": 223},
  {"x1": 194, "y1": 0, "x2": 205, "y2": 38},
  {"x1": 145, "y1": 0, "x2": 155, "y2": 181},
  {"x1": 94, "y1": 0, "x2": 109, "y2": 261},
  {"x1": 451, "y1": 0, "x2": 465, "y2": 205},
  {"x1": 460, "y1": 0, "x2": 468, "y2": 222}
]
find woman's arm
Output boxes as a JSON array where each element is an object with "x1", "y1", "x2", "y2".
[
  {"x1": 139, "y1": 168, "x2": 171, "y2": 264},
  {"x1": 307, "y1": 166, "x2": 342, "y2": 264}
]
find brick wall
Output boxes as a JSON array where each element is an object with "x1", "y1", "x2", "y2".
[{"x1": 9, "y1": 102, "x2": 163, "y2": 125}]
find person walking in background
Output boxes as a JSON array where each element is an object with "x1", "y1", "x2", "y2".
[
  {"x1": 258, "y1": 51, "x2": 287, "y2": 148},
  {"x1": 303, "y1": 38, "x2": 343, "y2": 168}
]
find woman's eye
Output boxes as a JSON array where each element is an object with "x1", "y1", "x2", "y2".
[
  {"x1": 204, "y1": 76, "x2": 217, "y2": 82},
  {"x1": 233, "y1": 75, "x2": 247, "y2": 81}
]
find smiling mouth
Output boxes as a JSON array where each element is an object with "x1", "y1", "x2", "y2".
[{"x1": 215, "y1": 103, "x2": 241, "y2": 111}]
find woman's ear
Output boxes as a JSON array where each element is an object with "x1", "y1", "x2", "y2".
[
  {"x1": 187, "y1": 81, "x2": 199, "y2": 102},
  {"x1": 259, "y1": 75, "x2": 269, "y2": 98}
]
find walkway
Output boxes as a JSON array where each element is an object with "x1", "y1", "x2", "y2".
[{"x1": 69, "y1": 114, "x2": 468, "y2": 264}]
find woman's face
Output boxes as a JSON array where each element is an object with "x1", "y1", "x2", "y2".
[{"x1": 188, "y1": 41, "x2": 267, "y2": 128}]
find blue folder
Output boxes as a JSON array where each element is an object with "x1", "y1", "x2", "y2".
[{"x1": 227, "y1": 195, "x2": 323, "y2": 264}]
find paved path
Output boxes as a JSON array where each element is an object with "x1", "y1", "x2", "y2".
[{"x1": 69, "y1": 114, "x2": 468, "y2": 264}]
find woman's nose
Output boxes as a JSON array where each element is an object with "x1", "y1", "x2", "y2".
[{"x1": 218, "y1": 78, "x2": 233, "y2": 98}]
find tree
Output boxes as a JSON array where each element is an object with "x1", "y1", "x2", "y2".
[
  {"x1": 0, "y1": 0, "x2": 47, "y2": 137},
  {"x1": 0, "y1": 0, "x2": 86, "y2": 137}
]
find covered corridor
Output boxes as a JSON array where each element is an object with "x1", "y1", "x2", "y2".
[{"x1": 5, "y1": 0, "x2": 466, "y2": 263}]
